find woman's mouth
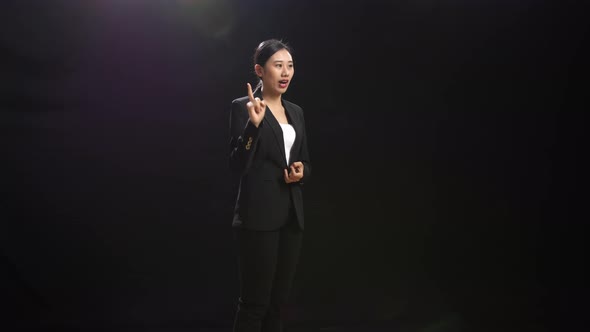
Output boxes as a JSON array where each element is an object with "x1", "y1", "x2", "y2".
[{"x1": 279, "y1": 80, "x2": 289, "y2": 88}]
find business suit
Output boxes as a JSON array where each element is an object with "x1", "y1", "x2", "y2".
[
  {"x1": 229, "y1": 90, "x2": 311, "y2": 332},
  {"x1": 229, "y1": 90, "x2": 311, "y2": 231}
]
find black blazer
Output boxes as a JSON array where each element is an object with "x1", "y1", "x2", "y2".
[{"x1": 229, "y1": 91, "x2": 311, "y2": 231}]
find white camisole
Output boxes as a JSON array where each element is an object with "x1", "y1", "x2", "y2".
[{"x1": 279, "y1": 123, "x2": 296, "y2": 165}]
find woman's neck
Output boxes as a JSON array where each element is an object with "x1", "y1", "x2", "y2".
[{"x1": 261, "y1": 88, "x2": 281, "y2": 105}]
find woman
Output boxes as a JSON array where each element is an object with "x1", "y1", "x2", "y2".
[{"x1": 228, "y1": 39, "x2": 311, "y2": 332}]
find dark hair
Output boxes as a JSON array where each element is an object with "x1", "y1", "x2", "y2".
[{"x1": 252, "y1": 39, "x2": 293, "y2": 93}]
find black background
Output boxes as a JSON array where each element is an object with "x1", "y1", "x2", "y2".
[{"x1": 1, "y1": 0, "x2": 587, "y2": 331}]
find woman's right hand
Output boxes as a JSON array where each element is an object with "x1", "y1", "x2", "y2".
[{"x1": 246, "y1": 83, "x2": 266, "y2": 127}]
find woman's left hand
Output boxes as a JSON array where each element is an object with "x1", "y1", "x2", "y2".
[{"x1": 284, "y1": 161, "x2": 304, "y2": 183}]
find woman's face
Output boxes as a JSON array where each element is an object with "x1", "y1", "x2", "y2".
[{"x1": 257, "y1": 48, "x2": 294, "y2": 95}]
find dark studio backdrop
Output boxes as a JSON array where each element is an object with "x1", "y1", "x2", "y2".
[{"x1": 1, "y1": 0, "x2": 587, "y2": 331}]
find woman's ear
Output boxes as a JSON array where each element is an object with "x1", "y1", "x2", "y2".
[{"x1": 254, "y1": 64, "x2": 263, "y2": 78}]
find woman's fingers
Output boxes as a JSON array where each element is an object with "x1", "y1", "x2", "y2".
[
  {"x1": 284, "y1": 169, "x2": 296, "y2": 183},
  {"x1": 253, "y1": 97, "x2": 261, "y2": 113},
  {"x1": 289, "y1": 162, "x2": 303, "y2": 175},
  {"x1": 247, "y1": 83, "x2": 254, "y2": 102},
  {"x1": 284, "y1": 166, "x2": 303, "y2": 183},
  {"x1": 246, "y1": 83, "x2": 266, "y2": 114},
  {"x1": 259, "y1": 100, "x2": 266, "y2": 113},
  {"x1": 292, "y1": 162, "x2": 303, "y2": 173}
]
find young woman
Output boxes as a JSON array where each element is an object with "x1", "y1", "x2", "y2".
[{"x1": 228, "y1": 39, "x2": 311, "y2": 332}]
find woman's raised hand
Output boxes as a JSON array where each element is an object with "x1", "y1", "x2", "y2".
[{"x1": 246, "y1": 83, "x2": 266, "y2": 127}]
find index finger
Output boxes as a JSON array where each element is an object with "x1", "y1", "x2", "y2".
[{"x1": 247, "y1": 83, "x2": 254, "y2": 102}]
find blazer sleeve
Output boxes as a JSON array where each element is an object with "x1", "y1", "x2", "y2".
[
  {"x1": 298, "y1": 109, "x2": 312, "y2": 184},
  {"x1": 229, "y1": 100, "x2": 262, "y2": 175}
]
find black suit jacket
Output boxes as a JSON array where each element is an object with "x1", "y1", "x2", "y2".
[{"x1": 229, "y1": 91, "x2": 311, "y2": 231}]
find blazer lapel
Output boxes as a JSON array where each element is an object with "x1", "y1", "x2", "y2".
[
  {"x1": 256, "y1": 91, "x2": 288, "y2": 167},
  {"x1": 266, "y1": 109, "x2": 289, "y2": 167},
  {"x1": 283, "y1": 102, "x2": 302, "y2": 161}
]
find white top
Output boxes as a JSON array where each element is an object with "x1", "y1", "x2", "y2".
[{"x1": 279, "y1": 123, "x2": 296, "y2": 165}]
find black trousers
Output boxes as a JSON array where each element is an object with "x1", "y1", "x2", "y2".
[{"x1": 233, "y1": 214, "x2": 303, "y2": 332}]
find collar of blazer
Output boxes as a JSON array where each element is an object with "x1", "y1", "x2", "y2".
[{"x1": 254, "y1": 90, "x2": 302, "y2": 168}]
